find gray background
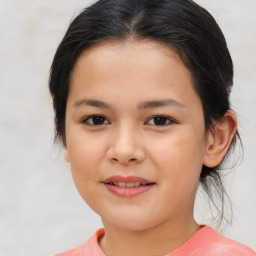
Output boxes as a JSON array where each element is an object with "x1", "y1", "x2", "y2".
[{"x1": 0, "y1": 0, "x2": 255, "y2": 255}]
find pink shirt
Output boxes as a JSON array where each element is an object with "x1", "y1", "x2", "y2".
[{"x1": 54, "y1": 226, "x2": 256, "y2": 256}]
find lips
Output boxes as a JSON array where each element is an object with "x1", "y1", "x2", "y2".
[
  {"x1": 108, "y1": 181, "x2": 149, "y2": 187},
  {"x1": 102, "y1": 175, "x2": 155, "y2": 197}
]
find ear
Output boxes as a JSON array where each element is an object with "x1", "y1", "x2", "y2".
[
  {"x1": 63, "y1": 145, "x2": 70, "y2": 163},
  {"x1": 203, "y1": 110, "x2": 237, "y2": 168}
]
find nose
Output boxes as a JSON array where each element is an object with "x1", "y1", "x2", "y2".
[{"x1": 106, "y1": 124, "x2": 145, "y2": 165}]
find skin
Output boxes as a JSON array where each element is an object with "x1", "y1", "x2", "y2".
[{"x1": 64, "y1": 40, "x2": 237, "y2": 256}]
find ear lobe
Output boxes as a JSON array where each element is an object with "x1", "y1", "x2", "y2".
[
  {"x1": 64, "y1": 146, "x2": 70, "y2": 163},
  {"x1": 203, "y1": 110, "x2": 237, "y2": 168}
]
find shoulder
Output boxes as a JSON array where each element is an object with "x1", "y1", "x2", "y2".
[
  {"x1": 202, "y1": 226, "x2": 256, "y2": 255},
  {"x1": 171, "y1": 225, "x2": 256, "y2": 256},
  {"x1": 52, "y1": 228, "x2": 105, "y2": 256}
]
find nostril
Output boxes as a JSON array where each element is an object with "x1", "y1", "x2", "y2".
[{"x1": 110, "y1": 157, "x2": 138, "y2": 164}]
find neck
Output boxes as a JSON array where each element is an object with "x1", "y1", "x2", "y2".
[{"x1": 99, "y1": 215, "x2": 200, "y2": 256}]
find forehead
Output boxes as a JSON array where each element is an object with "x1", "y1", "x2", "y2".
[
  {"x1": 72, "y1": 39, "x2": 186, "y2": 76},
  {"x1": 68, "y1": 40, "x2": 200, "y2": 110},
  {"x1": 77, "y1": 39, "x2": 181, "y2": 61},
  {"x1": 71, "y1": 40, "x2": 191, "y2": 84}
]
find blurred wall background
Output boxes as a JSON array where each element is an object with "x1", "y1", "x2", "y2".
[{"x1": 0, "y1": 0, "x2": 255, "y2": 255}]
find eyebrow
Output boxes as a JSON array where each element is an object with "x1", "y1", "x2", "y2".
[
  {"x1": 73, "y1": 99, "x2": 111, "y2": 108},
  {"x1": 138, "y1": 99, "x2": 186, "y2": 110},
  {"x1": 73, "y1": 98, "x2": 186, "y2": 109}
]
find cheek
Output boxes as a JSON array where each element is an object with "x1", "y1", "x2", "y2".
[
  {"x1": 67, "y1": 140, "x2": 102, "y2": 206},
  {"x1": 66, "y1": 134, "x2": 105, "y2": 188},
  {"x1": 149, "y1": 128, "x2": 205, "y2": 182},
  {"x1": 67, "y1": 130, "x2": 104, "y2": 163}
]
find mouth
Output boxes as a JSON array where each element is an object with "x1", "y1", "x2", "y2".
[
  {"x1": 106, "y1": 181, "x2": 153, "y2": 187},
  {"x1": 102, "y1": 176, "x2": 155, "y2": 197}
]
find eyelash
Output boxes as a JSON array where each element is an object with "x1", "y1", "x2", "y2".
[
  {"x1": 82, "y1": 115, "x2": 110, "y2": 126},
  {"x1": 145, "y1": 115, "x2": 175, "y2": 126},
  {"x1": 82, "y1": 115, "x2": 175, "y2": 127}
]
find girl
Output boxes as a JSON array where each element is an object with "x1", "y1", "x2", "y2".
[{"x1": 49, "y1": 0, "x2": 256, "y2": 255}]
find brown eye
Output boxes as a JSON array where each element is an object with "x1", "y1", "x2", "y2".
[
  {"x1": 83, "y1": 115, "x2": 109, "y2": 125},
  {"x1": 147, "y1": 116, "x2": 173, "y2": 126}
]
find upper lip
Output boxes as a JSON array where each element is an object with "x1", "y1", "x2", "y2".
[{"x1": 102, "y1": 175, "x2": 155, "y2": 184}]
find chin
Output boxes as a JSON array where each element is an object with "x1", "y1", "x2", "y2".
[{"x1": 102, "y1": 213, "x2": 163, "y2": 232}]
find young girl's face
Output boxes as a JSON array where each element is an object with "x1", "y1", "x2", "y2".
[{"x1": 64, "y1": 40, "x2": 210, "y2": 231}]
